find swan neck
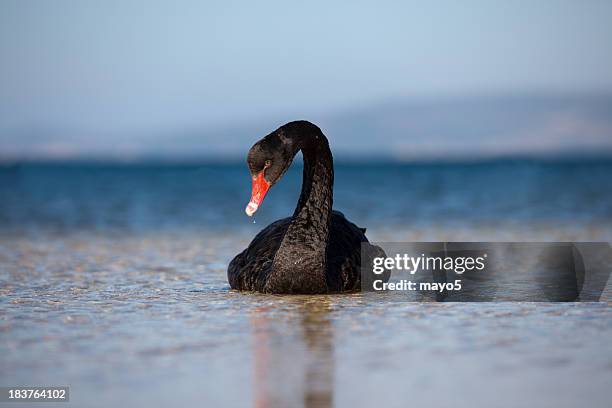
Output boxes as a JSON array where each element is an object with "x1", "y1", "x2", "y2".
[{"x1": 283, "y1": 133, "x2": 334, "y2": 247}]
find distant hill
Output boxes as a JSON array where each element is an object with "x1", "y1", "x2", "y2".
[{"x1": 2, "y1": 93, "x2": 611, "y2": 161}]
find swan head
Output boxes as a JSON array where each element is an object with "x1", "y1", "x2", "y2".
[{"x1": 244, "y1": 122, "x2": 315, "y2": 216}]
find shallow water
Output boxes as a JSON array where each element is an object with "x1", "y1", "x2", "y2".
[
  {"x1": 1, "y1": 161, "x2": 612, "y2": 407},
  {"x1": 1, "y1": 230, "x2": 611, "y2": 407}
]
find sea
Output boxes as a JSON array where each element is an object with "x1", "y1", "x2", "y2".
[{"x1": 1, "y1": 159, "x2": 611, "y2": 407}]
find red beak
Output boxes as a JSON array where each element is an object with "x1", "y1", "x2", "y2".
[{"x1": 245, "y1": 171, "x2": 271, "y2": 216}]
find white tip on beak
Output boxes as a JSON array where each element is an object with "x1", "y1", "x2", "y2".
[{"x1": 245, "y1": 201, "x2": 258, "y2": 216}]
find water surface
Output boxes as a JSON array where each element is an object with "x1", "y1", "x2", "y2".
[{"x1": 1, "y1": 161, "x2": 611, "y2": 407}]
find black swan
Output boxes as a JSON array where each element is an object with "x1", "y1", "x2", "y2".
[{"x1": 228, "y1": 120, "x2": 386, "y2": 294}]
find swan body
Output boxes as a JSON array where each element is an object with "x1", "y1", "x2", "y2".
[{"x1": 227, "y1": 120, "x2": 386, "y2": 294}]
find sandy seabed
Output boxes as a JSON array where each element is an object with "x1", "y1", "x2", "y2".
[{"x1": 1, "y1": 223, "x2": 611, "y2": 407}]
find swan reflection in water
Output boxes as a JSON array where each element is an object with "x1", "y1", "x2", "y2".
[{"x1": 251, "y1": 299, "x2": 334, "y2": 408}]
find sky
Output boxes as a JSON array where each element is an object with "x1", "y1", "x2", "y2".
[{"x1": 1, "y1": 0, "x2": 611, "y2": 158}]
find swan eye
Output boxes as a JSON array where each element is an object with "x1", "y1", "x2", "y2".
[{"x1": 264, "y1": 160, "x2": 271, "y2": 168}]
